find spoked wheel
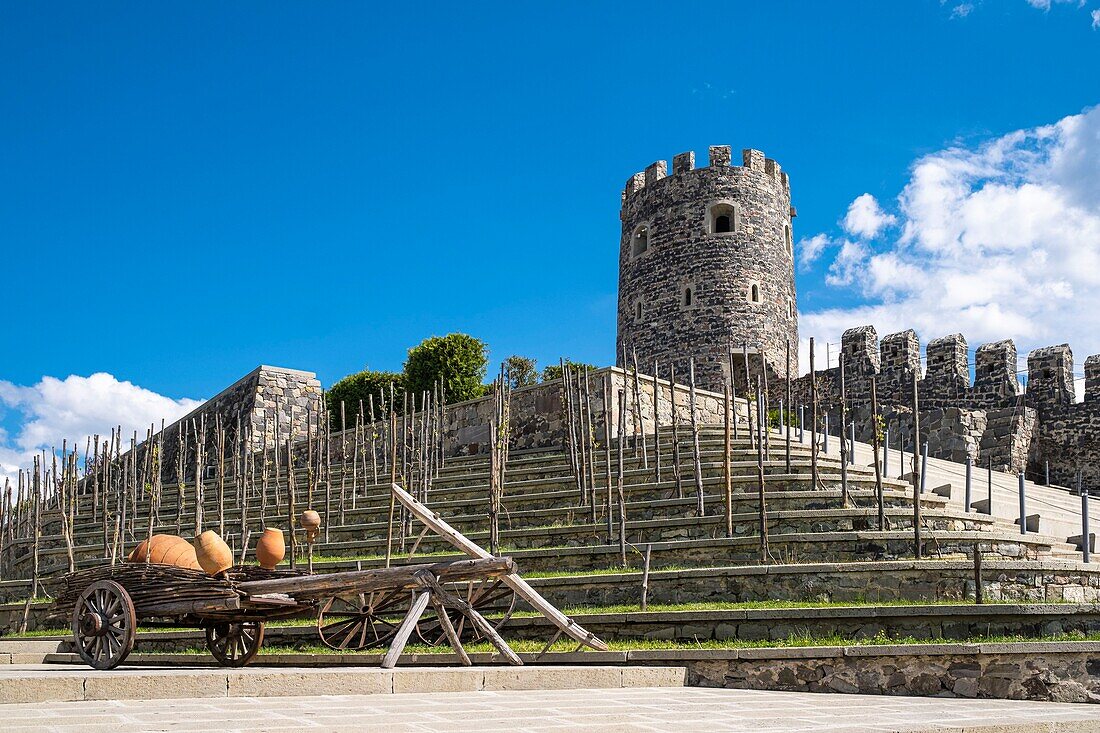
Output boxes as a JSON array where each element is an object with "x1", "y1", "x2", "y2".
[
  {"x1": 417, "y1": 577, "x2": 519, "y2": 647},
  {"x1": 72, "y1": 580, "x2": 137, "y2": 670},
  {"x1": 206, "y1": 620, "x2": 264, "y2": 667},
  {"x1": 317, "y1": 588, "x2": 411, "y2": 651}
]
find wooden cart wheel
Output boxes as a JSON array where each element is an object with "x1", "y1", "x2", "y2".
[
  {"x1": 72, "y1": 579, "x2": 137, "y2": 670},
  {"x1": 206, "y1": 620, "x2": 264, "y2": 667},
  {"x1": 417, "y1": 577, "x2": 519, "y2": 647},
  {"x1": 317, "y1": 588, "x2": 411, "y2": 651}
]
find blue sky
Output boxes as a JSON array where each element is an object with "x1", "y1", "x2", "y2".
[{"x1": 1, "y1": 1, "x2": 1099, "y2": 475}]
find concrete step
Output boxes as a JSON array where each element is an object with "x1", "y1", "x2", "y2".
[
  {"x1": 43, "y1": 602, "x2": 1100, "y2": 653},
  {"x1": 0, "y1": 662, "x2": 686, "y2": 704},
  {"x1": 0, "y1": 639, "x2": 64, "y2": 664}
]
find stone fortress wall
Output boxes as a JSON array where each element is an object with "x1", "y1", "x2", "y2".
[
  {"x1": 792, "y1": 325, "x2": 1100, "y2": 489},
  {"x1": 111, "y1": 365, "x2": 323, "y2": 485},
  {"x1": 324, "y1": 366, "x2": 749, "y2": 466},
  {"x1": 616, "y1": 146, "x2": 798, "y2": 395}
]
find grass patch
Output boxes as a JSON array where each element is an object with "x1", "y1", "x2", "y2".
[
  {"x1": 4, "y1": 597, "x2": 1062, "y2": 640},
  {"x1": 150, "y1": 629, "x2": 1100, "y2": 658}
]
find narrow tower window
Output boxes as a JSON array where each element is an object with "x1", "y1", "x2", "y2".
[
  {"x1": 784, "y1": 224, "x2": 793, "y2": 255},
  {"x1": 684, "y1": 287, "x2": 693, "y2": 307},
  {"x1": 632, "y1": 225, "x2": 649, "y2": 257},
  {"x1": 749, "y1": 283, "x2": 761, "y2": 304},
  {"x1": 635, "y1": 300, "x2": 643, "y2": 321},
  {"x1": 707, "y1": 203, "x2": 738, "y2": 235}
]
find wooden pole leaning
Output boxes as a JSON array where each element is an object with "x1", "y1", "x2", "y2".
[
  {"x1": 911, "y1": 370, "x2": 922, "y2": 560},
  {"x1": 809, "y1": 338, "x2": 819, "y2": 491},
  {"x1": 389, "y1": 483, "x2": 610, "y2": 652},
  {"x1": 871, "y1": 378, "x2": 886, "y2": 531},
  {"x1": 839, "y1": 357, "x2": 850, "y2": 507},
  {"x1": 724, "y1": 384, "x2": 733, "y2": 539},
  {"x1": 785, "y1": 338, "x2": 792, "y2": 475}
]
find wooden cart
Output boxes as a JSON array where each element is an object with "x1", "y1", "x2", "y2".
[
  {"x1": 52, "y1": 556, "x2": 516, "y2": 670},
  {"x1": 52, "y1": 484, "x2": 607, "y2": 671}
]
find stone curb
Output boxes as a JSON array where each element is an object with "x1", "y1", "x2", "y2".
[
  {"x1": 39, "y1": 639, "x2": 1100, "y2": 668},
  {"x1": 0, "y1": 664, "x2": 687, "y2": 704}
]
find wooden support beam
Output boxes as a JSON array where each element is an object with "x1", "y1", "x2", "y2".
[{"x1": 390, "y1": 483, "x2": 610, "y2": 652}]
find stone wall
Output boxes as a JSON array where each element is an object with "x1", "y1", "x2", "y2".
[
  {"x1": 683, "y1": 644, "x2": 1100, "y2": 702},
  {"x1": 109, "y1": 365, "x2": 322, "y2": 485},
  {"x1": 327, "y1": 367, "x2": 750, "y2": 463},
  {"x1": 616, "y1": 146, "x2": 798, "y2": 394},
  {"x1": 792, "y1": 325, "x2": 1094, "y2": 482},
  {"x1": 533, "y1": 559, "x2": 1100, "y2": 609}
]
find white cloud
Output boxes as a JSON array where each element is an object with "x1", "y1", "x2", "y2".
[
  {"x1": 800, "y1": 105, "x2": 1100, "y2": 377},
  {"x1": 825, "y1": 240, "x2": 870, "y2": 286},
  {"x1": 0, "y1": 373, "x2": 202, "y2": 487},
  {"x1": 842, "y1": 194, "x2": 898, "y2": 239},
  {"x1": 798, "y1": 233, "x2": 832, "y2": 270},
  {"x1": 952, "y1": 1, "x2": 1096, "y2": 26},
  {"x1": 1025, "y1": 0, "x2": 1085, "y2": 9}
]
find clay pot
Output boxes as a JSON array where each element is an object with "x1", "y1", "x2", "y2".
[
  {"x1": 299, "y1": 510, "x2": 321, "y2": 532},
  {"x1": 127, "y1": 534, "x2": 201, "y2": 570},
  {"x1": 194, "y1": 530, "x2": 234, "y2": 576},
  {"x1": 255, "y1": 527, "x2": 286, "y2": 569}
]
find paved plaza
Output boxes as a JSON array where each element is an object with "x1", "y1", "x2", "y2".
[{"x1": 5, "y1": 686, "x2": 1100, "y2": 733}]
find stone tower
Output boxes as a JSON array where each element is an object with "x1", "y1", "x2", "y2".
[{"x1": 616, "y1": 146, "x2": 798, "y2": 393}]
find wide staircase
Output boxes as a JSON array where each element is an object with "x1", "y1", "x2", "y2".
[{"x1": 3, "y1": 420, "x2": 1098, "y2": 656}]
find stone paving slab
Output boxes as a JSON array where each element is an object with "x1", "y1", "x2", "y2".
[
  {"x1": 3, "y1": 687, "x2": 1100, "y2": 732},
  {"x1": 0, "y1": 664, "x2": 686, "y2": 705}
]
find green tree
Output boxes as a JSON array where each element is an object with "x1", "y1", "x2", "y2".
[
  {"x1": 541, "y1": 359, "x2": 600, "y2": 382},
  {"x1": 404, "y1": 333, "x2": 489, "y2": 403},
  {"x1": 502, "y1": 355, "x2": 538, "y2": 389},
  {"x1": 326, "y1": 370, "x2": 405, "y2": 427}
]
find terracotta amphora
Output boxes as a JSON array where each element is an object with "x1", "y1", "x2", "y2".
[
  {"x1": 127, "y1": 534, "x2": 202, "y2": 571},
  {"x1": 255, "y1": 527, "x2": 286, "y2": 569},
  {"x1": 194, "y1": 530, "x2": 234, "y2": 575}
]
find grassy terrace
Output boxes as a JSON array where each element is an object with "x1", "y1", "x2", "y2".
[
  {"x1": 4, "y1": 598, "x2": 1076, "y2": 639},
  {"x1": 134, "y1": 629, "x2": 1100, "y2": 657}
]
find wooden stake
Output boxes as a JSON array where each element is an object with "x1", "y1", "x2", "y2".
[
  {"x1": 652, "y1": 361, "x2": 661, "y2": 485},
  {"x1": 912, "y1": 370, "x2": 922, "y2": 560},
  {"x1": 603, "y1": 374, "x2": 614, "y2": 544},
  {"x1": 724, "y1": 384, "x2": 733, "y2": 539},
  {"x1": 616, "y1": 388, "x2": 627, "y2": 567},
  {"x1": 583, "y1": 368, "x2": 597, "y2": 524},
  {"x1": 871, "y1": 378, "x2": 886, "y2": 531},
  {"x1": 756, "y1": 383, "x2": 769, "y2": 564},
  {"x1": 688, "y1": 358, "x2": 704, "y2": 517},
  {"x1": 669, "y1": 364, "x2": 683, "y2": 499},
  {"x1": 339, "y1": 401, "x2": 347, "y2": 526},
  {"x1": 809, "y1": 338, "x2": 820, "y2": 491},
  {"x1": 631, "y1": 348, "x2": 647, "y2": 468},
  {"x1": 785, "y1": 338, "x2": 792, "y2": 475},
  {"x1": 839, "y1": 357, "x2": 850, "y2": 507},
  {"x1": 385, "y1": 410, "x2": 398, "y2": 568}
]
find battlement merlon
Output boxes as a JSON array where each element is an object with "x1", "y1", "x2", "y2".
[
  {"x1": 926, "y1": 334, "x2": 969, "y2": 381},
  {"x1": 620, "y1": 145, "x2": 791, "y2": 203},
  {"x1": 880, "y1": 330, "x2": 922, "y2": 381},
  {"x1": 1085, "y1": 355, "x2": 1100, "y2": 402},
  {"x1": 815, "y1": 327, "x2": 1100, "y2": 408},
  {"x1": 1027, "y1": 344, "x2": 1075, "y2": 410},
  {"x1": 841, "y1": 326, "x2": 880, "y2": 376}
]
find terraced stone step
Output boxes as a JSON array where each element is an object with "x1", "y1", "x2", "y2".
[
  {"x1": 527, "y1": 558, "x2": 1100, "y2": 608},
  {"x1": 7, "y1": 558, "x2": 1100, "y2": 632},
  {"x1": 0, "y1": 663, "x2": 685, "y2": 704},
  {"x1": 53, "y1": 602, "x2": 1100, "y2": 652}
]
